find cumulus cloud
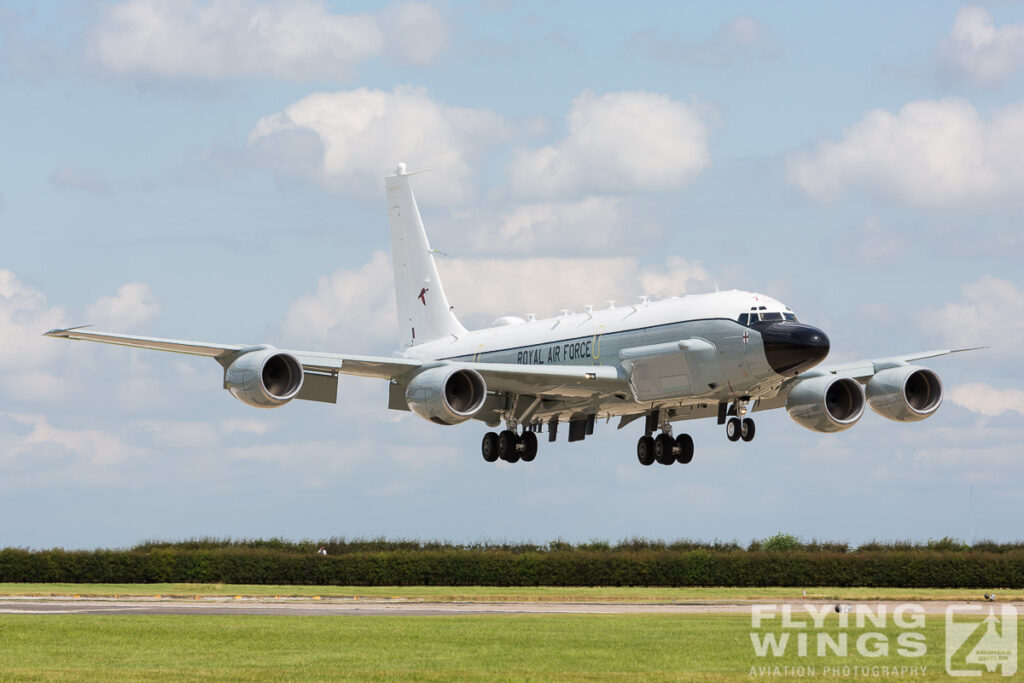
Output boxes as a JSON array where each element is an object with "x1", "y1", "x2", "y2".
[
  {"x1": 2, "y1": 413, "x2": 143, "y2": 465},
  {"x1": 279, "y1": 252, "x2": 713, "y2": 349},
  {"x1": 508, "y1": 91, "x2": 710, "y2": 199},
  {"x1": 467, "y1": 196, "x2": 628, "y2": 254},
  {"x1": 930, "y1": 276, "x2": 1024, "y2": 357},
  {"x1": 788, "y1": 98, "x2": 1024, "y2": 206},
  {"x1": 278, "y1": 251, "x2": 396, "y2": 351},
  {"x1": 249, "y1": 86, "x2": 508, "y2": 204},
  {"x1": 627, "y1": 16, "x2": 777, "y2": 67},
  {"x1": 85, "y1": 282, "x2": 160, "y2": 330},
  {"x1": 85, "y1": 0, "x2": 449, "y2": 81},
  {"x1": 934, "y1": 6, "x2": 1024, "y2": 87},
  {"x1": 0, "y1": 271, "x2": 167, "y2": 402},
  {"x1": 49, "y1": 167, "x2": 111, "y2": 195},
  {"x1": 948, "y1": 383, "x2": 1024, "y2": 417},
  {"x1": 0, "y1": 270, "x2": 67, "y2": 373}
]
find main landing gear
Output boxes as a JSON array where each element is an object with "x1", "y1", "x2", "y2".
[
  {"x1": 636, "y1": 409, "x2": 694, "y2": 467},
  {"x1": 481, "y1": 429, "x2": 538, "y2": 464},
  {"x1": 636, "y1": 432, "x2": 694, "y2": 466}
]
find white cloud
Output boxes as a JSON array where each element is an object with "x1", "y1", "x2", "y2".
[
  {"x1": 930, "y1": 276, "x2": 1024, "y2": 357},
  {"x1": 627, "y1": 16, "x2": 777, "y2": 67},
  {"x1": 934, "y1": 6, "x2": 1024, "y2": 87},
  {"x1": 278, "y1": 251, "x2": 396, "y2": 351},
  {"x1": 636, "y1": 257, "x2": 713, "y2": 300},
  {"x1": 788, "y1": 98, "x2": 1024, "y2": 206},
  {"x1": 85, "y1": 282, "x2": 159, "y2": 330},
  {"x1": 249, "y1": 86, "x2": 508, "y2": 204},
  {"x1": 221, "y1": 418, "x2": 269, "y2": 436},
  {"x1": 948, "y1": 383, "x2": 1024, "y2": 417},
  {"x1": 0, "y1": 271, "x2": 167, "y2": 404},
  {"x1": 467, "y1": 196, "x2": 627, "y2": 254},
  {"x1": 0, "y1": 269, "x2": 67, "y2": 373},
  {"x1": 85, "y1": 0, "x2": 449, "y2": 82},
  {"x1": 49, "y1": 167, "x2": 111, "y2": 195},
  {"x1": 2, "y1": 412, "x2": 143, "y2": 465},
  {"x1": 508, "y1": 91, "x2": 710, "y2": 199}
]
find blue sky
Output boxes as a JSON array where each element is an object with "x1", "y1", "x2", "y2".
[{"x1": 2, "y1": 1, "x2": 1023, "y2": 549}]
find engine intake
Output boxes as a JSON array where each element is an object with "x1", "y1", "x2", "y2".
[
  {"x1": 786, "y1": 375, "x2": 865, "y2": 433},
  {"x1": 866, "y1": 366, "x2": 943, "y2": 422},
  {"x1": 224, "y1": 348, "x2": 304, "y2": 408},
  {"x1": 405, "y1": 366, "x2": 487, "y2": 425}
]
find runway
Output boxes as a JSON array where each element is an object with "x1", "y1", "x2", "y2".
[{"x1": 0, "y1": 596, "x2": 1020, "y2": 617}]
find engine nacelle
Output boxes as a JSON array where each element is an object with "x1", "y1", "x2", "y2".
[
  {"x1": 405, "y1": 366, "x2": 487, "y2": 425},
  {"x1": 786, "y1": 375, "x2": 865, "y2": 433},
  {"x1": 866, "y1": 366, "x2": 943, "y2": 422},
  {"x1": 224, "y1": 347, "x2": 304, "y2": 408}
]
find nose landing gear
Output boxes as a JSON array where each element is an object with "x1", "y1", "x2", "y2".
[
  {"x1": 726, "y1": 417, "x2": 756, "y2": 442},
  {"x1": 722, "y1": 398, "x2": 756, "y2": 444}
]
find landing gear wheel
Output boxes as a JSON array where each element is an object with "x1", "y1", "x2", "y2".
[
  {"x1": 637, "y1": 436, "x2": 655, "y2": 466},
  {"x1": 675, "y1": 434, "x2": 694, "y2": 464},
  {"x1": 498, "y1": 430, "x2": 520, "y2": 462},
  {"x1": 741, "y1": 418, "x2": 756, "y2": 442},
  {"x1": 726, "y1": 417, "x2": 742, "y2": 442},
  {"x1": 520, "y1": 431, "x2": 538, "y2": 462},
  {"x1": 481, "y1": 432, "x2": 499, "y2": 462},
  {"x1": 654, "y1": 433, "x2": 676, "y2": 465}
]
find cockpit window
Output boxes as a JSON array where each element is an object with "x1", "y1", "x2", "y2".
[
  {"x1": 738, "y1": 313, "x2": 749, "y2": 325},
  {"x1": 783, "y1": 312, "x2": 796, "y2": 321},
  {"x1": 761, "y1": 312, "x2": 784, "y2": 322}
]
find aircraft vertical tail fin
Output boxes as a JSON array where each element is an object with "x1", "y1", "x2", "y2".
[{"x1": 386, "y1": 164, "x2": 466, "y2": 348}]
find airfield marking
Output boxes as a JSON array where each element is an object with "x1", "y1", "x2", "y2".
[{"x1": 1, "y1": 598, "x2": 1022, "y2": 617}]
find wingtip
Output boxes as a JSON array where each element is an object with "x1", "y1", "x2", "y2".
[
  {"x1": 950, "y1": 346, "x2": 988, "y2": 354},
  {"x1": 43, "y1": 324, "x2": 93, "y2": 338}
]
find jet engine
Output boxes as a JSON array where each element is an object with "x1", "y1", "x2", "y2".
[
  {"x1": 405, "y1": 366, "x2": 487, "y2": 425},
  {"x1": 786, "y1": 375, "x2": 865, "y2": 433},
  {"x1": 224, "y1": 347, "x2": 304, "y2": 408},
  {"x1": 866, "y1": 366, "x2": 943, "y2": 422}
]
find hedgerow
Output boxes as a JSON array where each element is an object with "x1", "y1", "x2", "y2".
[{"x1": 0, "y1": 536, "x2": 1021, "y2": 587}]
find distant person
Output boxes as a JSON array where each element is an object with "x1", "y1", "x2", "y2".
[{"x1": 317, "y1": 546, "x2": 327, "y2": 556}]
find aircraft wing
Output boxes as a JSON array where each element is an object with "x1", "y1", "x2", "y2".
[
  {"x1": 43, "y1": 327, "x2": 626, "y2": 402},
  {"x1": 810, "y1": 347, "x2": 983, "y2": 381},
  {"x1": 42, "y1": 327, "x2": 424, "y2": 380},
  {"x1": 753, "y1": 347, "x2": 982, "y2": 413}
]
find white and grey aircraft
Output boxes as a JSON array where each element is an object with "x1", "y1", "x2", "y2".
[{"x1": 46, "y1": 164, "x2": 973, "y2": 466}]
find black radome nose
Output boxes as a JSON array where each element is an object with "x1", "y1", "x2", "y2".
[{"x1": 754, "y1": 322, "x2": 830, "y2": 376}]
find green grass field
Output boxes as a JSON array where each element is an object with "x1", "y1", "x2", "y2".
[
  {"x1": 2, "y1": 613, "x2": 1016, "y2": 681},
  {"x1": 1, "y1": 583, "x2": 1021, "y2": 602}
]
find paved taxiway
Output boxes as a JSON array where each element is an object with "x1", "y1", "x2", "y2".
[{"x1": 1, "y1": 597, "x2": 1021, "y2": 617}]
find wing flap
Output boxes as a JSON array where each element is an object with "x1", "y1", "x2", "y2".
[{"x1": 295, "y1": 372, "x2": 338, "y2": 404}]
